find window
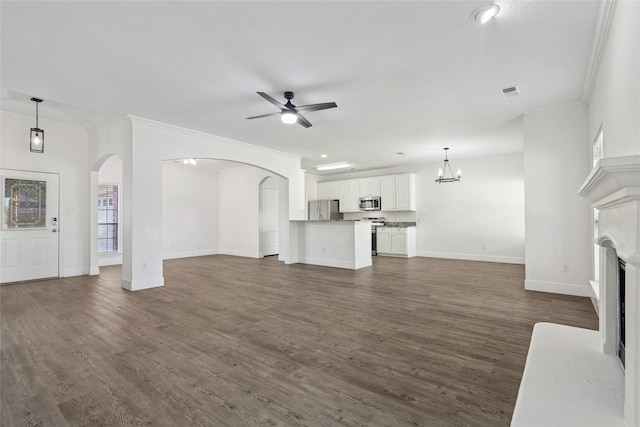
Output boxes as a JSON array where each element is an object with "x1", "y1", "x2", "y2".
[
  {"x1": 3, "y1": 178, "x2": 47, "y2": 229},
  {"x1": 98, "y1": 185, "x2": 119, "y2": 253}
]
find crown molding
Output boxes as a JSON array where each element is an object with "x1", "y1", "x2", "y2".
[
  {"x1": 582, "y1": 0, "x2": 617, "y2": 102},
  {"x1": 128, "y1": 115, "x2": 301, "y2": 161}
]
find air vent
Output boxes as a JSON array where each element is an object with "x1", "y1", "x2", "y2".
[{"x1": 501, "y1": 85, "x2": 520, "y2": 98}]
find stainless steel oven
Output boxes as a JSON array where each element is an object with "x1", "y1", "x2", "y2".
[{"x1": 369, "y1": 217, "x2": 385, "y2": 255}]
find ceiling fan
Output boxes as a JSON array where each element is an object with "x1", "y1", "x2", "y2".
[{"x1": 246, "y1": 91, "x2": 337, "y2": 128}]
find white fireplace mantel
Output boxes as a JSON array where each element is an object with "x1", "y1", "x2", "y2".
[
  {"x1": 513, "y1": 155, "x2": 639, "y2": 427},
  {"x1": 580, "y1": 155, "x2": 639, "y2": 426},
  {"x1": 578, "y1": 155, "x2": 640, "y2": 210}
]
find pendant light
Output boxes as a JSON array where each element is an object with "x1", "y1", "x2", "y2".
[
  {"x1": 435, "y1": 147, "x2": 461, "y2": 183},
  {"x1": 30, "y1": 98, "x2": 44, "y2": 153}
]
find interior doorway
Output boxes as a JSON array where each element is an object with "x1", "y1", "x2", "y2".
[{"x1": 260, "y1": 176, "x2": 279, "y2": 257}]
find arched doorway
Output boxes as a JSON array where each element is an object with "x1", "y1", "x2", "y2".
[{"x1": 260, "y1": 176, "x2": 279, "y2": 257}]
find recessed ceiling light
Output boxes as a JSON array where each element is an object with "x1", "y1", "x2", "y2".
[
  {"x1": 471, "y1": 4, "x2": 500, "y2": 24},
  {"x1": 316, "y1": 162, "x2": 353, "y2": 171},
  {"x1": 320, "y1": 154, "x2": 327, "y2": 158}
]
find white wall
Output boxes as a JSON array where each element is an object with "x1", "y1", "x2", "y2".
[
  {"x1": 416, "y1": 151, "x2": 525, "y2": 264},
  {"x1": 117, "y1": 117, "x2": 304, "y2": 291},
  {"x1": 218, "y1": 165, "x2": 285, "y2": 258},
  {"x1": 588, "y1": 0, "x2": 639, "y2": 156},
  {"x1": 524, "y1": 102, "x2": 592, "y2": 296},
  {"x1": 1, "y1": 112, "x2": 90, "y2": 277},
  {"x1": 308, "y1": 151, "x2": 525, "y2": 264},
  {"x1": 162, "y1": 161, "x2": 219, "y2": 259}
]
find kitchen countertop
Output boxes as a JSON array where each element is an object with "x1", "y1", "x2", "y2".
[{"x1": 380, "y1": 222, "x2": 416, "y2": 228}]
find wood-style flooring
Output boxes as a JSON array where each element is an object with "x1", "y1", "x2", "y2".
[{"x1": 1, "y1": 255, "x2": 598, "y2": 426}]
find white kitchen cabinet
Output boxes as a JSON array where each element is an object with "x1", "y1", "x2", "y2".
[
  {"x1": 317, "y1": 182, "x2": 329, "y2": 199},
  {"x1": 376, "y1": 226, "x2": 416, "y2": 258},
  {"x1": 358, "y1": 177, "x2": 381, "y2": 198},
  {"x1": 339, "y1": 180, "x2": 360, "y2": 212},
  {"x1": 376, "y1": 228, "x2": 392, "y2": 253},
  {"x1": 381, "y1": 173, "x2": 415, "y2": 211},
  {"x1": 328, "y1": 181, "x2": 341, "y2": 200},
  {"x1": 317, "y1": 181, "x2": 341, "y2": 200}
]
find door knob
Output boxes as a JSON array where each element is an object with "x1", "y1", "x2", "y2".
[{"x1": 52, "y1": 229, "x2": 58, "y2": 233}]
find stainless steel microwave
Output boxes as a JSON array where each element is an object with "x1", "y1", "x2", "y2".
[{"x1": 359, "y1": 196, "x2": 381, "y2": 211}]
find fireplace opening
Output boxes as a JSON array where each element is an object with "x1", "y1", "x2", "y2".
[{"x1": 618, "y1": 257, "x2": 626, "y2": 368}]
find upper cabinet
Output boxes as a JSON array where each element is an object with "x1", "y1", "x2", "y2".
[
  {"x1": 381, "y1": 173, "x2": 416, "y2": 211},
  {"x1": 358, "y1": 177, "x2": 381, "y2": 198},
  {"x1": 339, "y1": 180, "x2": 360, "y2": 212},
  {"x1": 317, "y1": 181, "x2": 340, "y2": 200},
  {"x1": 317, "y1": 173, "x2": 415, "y2": 212}
]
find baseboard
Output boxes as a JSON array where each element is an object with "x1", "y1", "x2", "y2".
[
  {"x1": 121, "y1": 276, "x2": 164, "y2": 291},
  {"x1": 163, "y1": 249, "x2": 219, "y2": 260},
  {"x1": 293, "y1": 256, "x2": 371, "y2": 270},
  {"x1": 63, "y1": 267, "x2": 88, "y2": 277},
  {"x1": 524, "y1": 279, "x2": 591, "y2": 297},
  {"x1": 89, "y1": 266, "x2": 100, "y2": 276},
  {"x1": 217, "y1": 248, "x2": 260, "y2": 258},
  {"x1": 417, "y1": 251, "x2": 525, "y2": 265},
  {"x1": 99, "y1": 255, "x2": 122, "y2": 266}
]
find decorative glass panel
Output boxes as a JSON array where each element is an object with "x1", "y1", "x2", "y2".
[{"x1": 3, "y1": 178, "x2": 47, "y2": 229}]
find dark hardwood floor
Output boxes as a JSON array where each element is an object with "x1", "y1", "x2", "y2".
[{"x1": 1, "y1": 255, "x2": 598, "y2": 426}]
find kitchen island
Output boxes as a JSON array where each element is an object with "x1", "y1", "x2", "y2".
[{"x1": 287, "y1": 220, "x2": 372, "y2": 269}]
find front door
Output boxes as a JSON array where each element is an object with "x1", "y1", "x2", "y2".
[{"x1": 1, "y1": 170, "x2": 59, "y2": 283}]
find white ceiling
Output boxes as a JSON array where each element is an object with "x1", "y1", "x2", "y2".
[{"x1": 1, "y1": 1, "x2": 600, "y2": 175}]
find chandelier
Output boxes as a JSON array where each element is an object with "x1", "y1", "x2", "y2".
[{"x1": 435, "y1": 147, "x2": 461, "y2": 183}]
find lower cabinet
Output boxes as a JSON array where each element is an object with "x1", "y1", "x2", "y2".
[{"x1": 376, "y1": 226, "x2": 416, "y2": 258}]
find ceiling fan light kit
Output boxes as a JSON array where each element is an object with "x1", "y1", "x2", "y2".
[
  {"x1": 435, "y1": 148, "x2": 461, "y2": 183},
  {"x1": 247, "y1": 91, "x2": 337, "y2": 128}
]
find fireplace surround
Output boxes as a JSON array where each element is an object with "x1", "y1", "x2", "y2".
[{"x1": 579, "y1": 155, "x2": 640, "y2": 426}]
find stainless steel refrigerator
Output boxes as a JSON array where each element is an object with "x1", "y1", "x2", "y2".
[{"x1": 308, "y1": 200, "x2": 343, "y2": 220}]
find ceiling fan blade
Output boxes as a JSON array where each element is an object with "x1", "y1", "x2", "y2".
[
  {"x1": 295, "y1": 102, "x2": 337, "y2": 112},
  {"x1": 246, "y1": 111, "x2": 281, "y2": 120},
  {"x1": 257, "y1": 92, "x2": 286, "y2": 110},
  {"x1": 297, "y1": 113, "x2": 312, "y2": 128}
]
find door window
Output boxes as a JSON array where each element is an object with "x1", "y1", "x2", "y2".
[{"x1": 3, "y1": 178, "x2": 47, "y2": 229}]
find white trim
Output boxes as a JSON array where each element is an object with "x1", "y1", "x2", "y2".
[
  {"x1": 63, "y1": 267, "x2": 89, "y2": 277},
  {"x1": 524, "y1": 279, "x2": 592, "y2": 297},
  {"x1": 0, "y1": 111, "x2": 89, "y2": 132},
  {"x1": 128, "y1": 116, "x2": 301, "y2": 161},
  {"x1": 292, "y1": 256, "x2": 371, "y2": 270},
  {"x1": 578, "y1": 155, "x2": 640, "y2": 208},
  {"x1": 217, "y1": 248, "x2": 261, "y2": 258},
  {"x1": 582, "y1": 0, "x2": 617, "y2": 102},
  {"x1": 416, "y1": 251, "x2": 525, "y2": 265},
  {"x1": 163, "y1": 249, "x2": 219, "y2": 260},
  {"x1": 121, "y1": 276, "x2": 164, "y2": 291}
]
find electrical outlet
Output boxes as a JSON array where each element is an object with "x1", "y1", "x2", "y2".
[
  {"x1": 141, "y1": 261, "x2": 147, "y2": 270},
  {"x1": 481, "y1": 244, "x2": 486, "y2": 250},
  {"x1": 563, "y1": 265, "x2": 570, "y2": 273}
]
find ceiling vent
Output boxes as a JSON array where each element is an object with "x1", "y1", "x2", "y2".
[{"x1": 501, "y1": 85, "x2": 520, "y2": 98}]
